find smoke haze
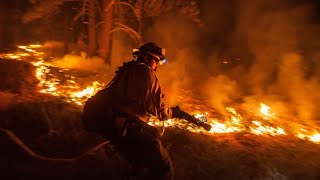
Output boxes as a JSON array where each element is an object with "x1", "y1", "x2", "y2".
[{"x1": 117, "y1": 0, "x2": 320, "y2": 125}]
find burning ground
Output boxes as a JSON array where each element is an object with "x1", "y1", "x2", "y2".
[{"x1": 0, "y1": 45, "x2": 320, "y2": 179}]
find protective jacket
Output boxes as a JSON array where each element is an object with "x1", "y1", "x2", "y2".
[
  {"x1": 107, "y1": 60, "x2": 172, "y2": 123},
  {"x1": 101, "y1": 60, "x2": 174, "y2": 180}
]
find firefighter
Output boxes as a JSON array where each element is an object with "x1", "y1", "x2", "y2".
[{"x1": 103, "y1": 42, "x2": 174, "y2": 180}]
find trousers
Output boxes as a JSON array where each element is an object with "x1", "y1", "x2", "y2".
[{"x1": 109, "y1": 119, "x2": 174, "y2": 180}]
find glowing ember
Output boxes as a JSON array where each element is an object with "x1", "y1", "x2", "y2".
[
  {"x1": 26, "y1": 44, "x2": 105, "y2": 105},
  {"x1": 6, "y1": 54, "x2": 21, "y2": 59},
  {"x1": 32, "y1": 59, "x2": 104, "y2": 105},
  {"x1": 29, "y1": 44, "x2": 42, "y2": 48},
  {"x1": 18, "y1": 44, "x2": 42, "y2": 51}
]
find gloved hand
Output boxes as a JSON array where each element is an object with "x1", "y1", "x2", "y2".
[{"x1": 170, "y1": 106, "x2": 182, "y2": 119}]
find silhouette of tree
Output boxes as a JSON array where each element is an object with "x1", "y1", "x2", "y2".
[
  {"x1": 23, "y1": 0, "x2": 201, "y2": 64},
  {"x1": 0, "y1": 0, "x2": 31, "y2": 50}
]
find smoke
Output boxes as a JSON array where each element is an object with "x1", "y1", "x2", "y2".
[
  {"x1": 50, "y1": 52, "x2": 109, "y2": 71},
  {"x1": 23, "y1": 0, "x2": 65, "y2": 23},
  {"x1": 203, "y1": 75, "x2": 239, "y2": 114},
  {"x1": 131, "y1": 0, "x2": 320, "y2": 124},
  {"x1": 109, "y1": 36, "x2": 135, "y2": 71},
  {"x1": 270, "y1": 53, "x2": 320, "y2": 124},
  {"x1": 231, "y1": 0, "x2": 320, "y2": 124}
]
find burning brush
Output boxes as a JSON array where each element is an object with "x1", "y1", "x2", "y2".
[
  {"x1": 3, "y1": 44, "x2": 320, "y2": 144},
  {"x1": 171, "y1": 106, "x2": 212, "y2": 131}
]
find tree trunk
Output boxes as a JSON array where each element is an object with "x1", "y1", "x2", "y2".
[
  {"x1": 98, "y1": 0, "x2": 113, "y2": 64},
  {"x1": 88, "y1": 0, "x2": 96, "y2": 57}
]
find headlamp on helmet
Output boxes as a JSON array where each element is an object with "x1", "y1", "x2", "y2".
[{"x1": 133, "y1": 42, "x2": 167, "y2": 65}]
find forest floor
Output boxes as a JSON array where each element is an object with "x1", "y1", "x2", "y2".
[{"x1": 1, "y1": 58, "x2": 320, "y2": 180}]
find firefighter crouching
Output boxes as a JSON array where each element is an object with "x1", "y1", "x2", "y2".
[{"x1": 98, "y1": 42, "x2": 176, "y2": 180}]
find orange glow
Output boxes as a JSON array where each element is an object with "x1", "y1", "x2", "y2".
[
  {"x1": 310, "y1": 134, "x2": 320, "y2": 143},
  {"x1": 3, "y1": 44, "x2": 320, "y2": 144},
  {"x1": 259, "y1": 103, "x2": 275, "y2": 119},
  {"x1": 70, "y1": 81, "x2": 104, "y2": 105},
  {"x1": 260, "y1": 103, "x2": 271, "y2": 116},
  {"x1": 32, "y1": 58, "x2": 104, "y2": 105},
  {"x1": 250, "y1": 121, "x2": 286, "y2": 136},
  {"x1": 5, "y1": 54, "x2": 21, "y2": 59},
  {"x1": 297, "y1": 129, "x2": 320, "y2": 144},
  {"x1": 29, "y1": 44, "x2": 43, "y2": 48}
]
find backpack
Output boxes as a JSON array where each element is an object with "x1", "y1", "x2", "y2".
[
  {"x1": 82, "y1": 88, "x2": 115, "y2": 135},
  {"x1": 82, "y1": 60, "x2": 135, "y2": 135}
]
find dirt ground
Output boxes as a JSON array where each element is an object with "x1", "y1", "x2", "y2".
[{"x1": 1, "y1": 59, "x2": 320, "y2": 180}]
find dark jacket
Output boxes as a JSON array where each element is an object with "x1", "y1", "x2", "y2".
[{"x1": 107, "y1": 60, "x2": 172, "y2": 123}]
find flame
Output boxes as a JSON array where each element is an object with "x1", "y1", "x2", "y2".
[
  {"x1": 260, "y1": 103, "x2": 271, "y2": 116},
  {"x1": 259, "y1": 103, "x2": 275, "y2": 119},
  {"x1": 18, "y1": 45, "x2": 36, "y2": 53},
  {"x1": 3, "y1": 43, "x2": 320, "y2": 144},
  {"x1": 5, "y1": 54, "x2": 22, "y2": 59},
  {"x1": 297, "y1": 129, "x2": 320, "y2": 144},
  {"x1": 0, "y1": 44, "x2": 45, "y2": 60},
  {"x1": 226, "y1": 107, "x2": 243, "y2": 124},
  {"x1": 194, "y1": 112, "x2": 208, "y2": 119},
  {"x1": 25, "y1": 45, "x2": 104, "y2": 105},
  {"x1": 32, "y1": 58, "x2": 104, "y2": 105},
  {"x1": 209, "y1": 121, "x2": 242, "y2": 133},
  {"x1": 250, "y1": 121, "x2": 286, "y2": 136},
  {"x1": 310, "y1": 134, "x2": 320, "y2": 143},
  {"x1": 29, "y1": 44, "x2": 43, "y2": 48},
  {"x1": 71, "y1": 81, "x2": 101, "y2": 98}
]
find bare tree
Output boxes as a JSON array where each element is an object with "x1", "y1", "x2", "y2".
[
  {"x1": 88, "y1": 0, "x2": 96, "y2": 57},
  {"x1": 112, "y1": 0, "x2": 201, "y2": 43},
  {"x1": 98, "y1": 0, "x2": 113, "y2": 64},
  {"x1": 23, "y1": 0, "x2": 99, "y2": 57},
  {"x1": 23, "y1": 0, "x2": 141, "y2": 62},
  {"x1": 23, "y1": 0, "x2": 78, "y2": 55},
  {"x1": 23, "y1": 0, "x2": 201, "y2": 64}
]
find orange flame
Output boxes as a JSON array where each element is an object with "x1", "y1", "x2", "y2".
[
  {"x1": 250, "y1": 121, "x2": 286, "y2": 136},
  {"x1": 297, "y1": 129, "x2": 320, "y2": 144},
  {"x1": 3, "y1": 44, "x2": 320, "y2": 144},
  {"x1": 70, "y1": 81, "x2": 104, "y2": 105}
]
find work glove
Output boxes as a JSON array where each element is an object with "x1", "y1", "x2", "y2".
[{"x1": 170, "y1": 106, "x2": 183, "y2": 119}]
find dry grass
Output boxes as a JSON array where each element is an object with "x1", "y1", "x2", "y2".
[
  {"x1": 1, "y1": 58, "x2": 320, "y2": 180},
  {"x1": 163, "y1": 129, "x2": 320, "y2": 180}
]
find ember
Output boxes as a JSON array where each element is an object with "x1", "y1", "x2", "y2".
[{"x1": 31, "y1": 59, "x2": 104, "y2": 105}]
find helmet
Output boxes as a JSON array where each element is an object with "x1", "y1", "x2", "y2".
[{"x1": 133, "y1": 42, "x2": 166, "y2": 64}]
